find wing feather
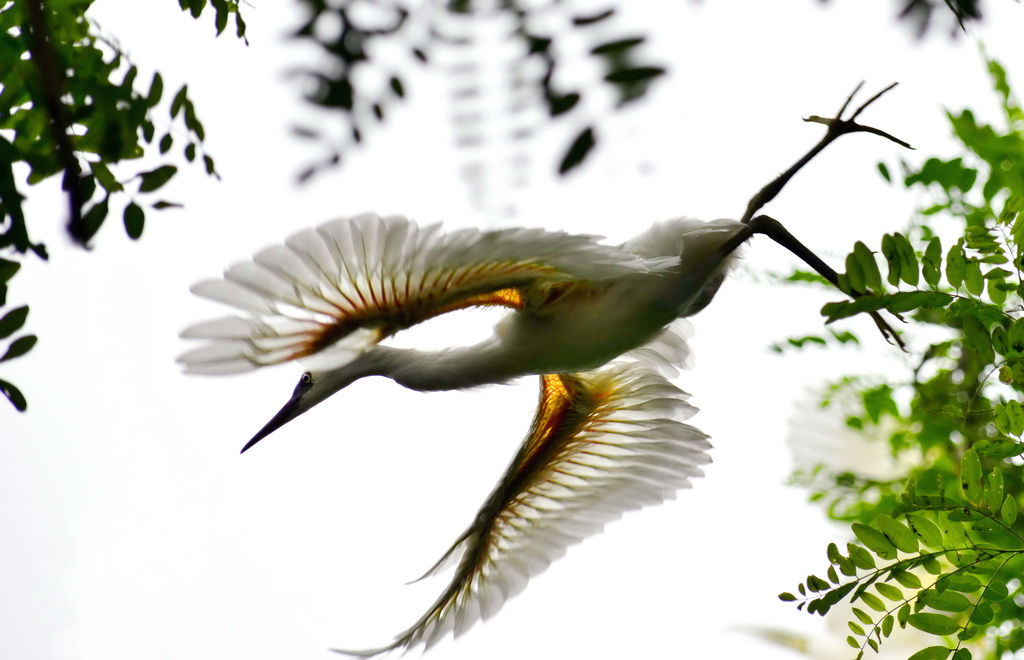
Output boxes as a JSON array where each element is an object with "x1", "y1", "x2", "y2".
[
  {"x1": 180, "y1": 214, "x2": 648, "y2": 374},
  {"x1": 334, "y1": 359, "x2": 710, "y2": 657}
]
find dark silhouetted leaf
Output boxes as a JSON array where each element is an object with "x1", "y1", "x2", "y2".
[
  {"x1": 138, "y1": 166, "x2": 178, "y2": 192},
  {"x1": 573, "y1": 8, "x2": 614, "y2": 25},
  {"x1": 0, "y1": 378, "x2": 26, "y2": 411},
  {"x1": 558, "y1": 127, "x2": 595, "y2": 175},
  {"x1": 0, "y1": 305, "x2": 29, "y2": 339},
  {"x1": 123, "y1": 203, "x2": 145, "y2": 239},
  {"x1": 605, "y1": 66, "x2": 666, "y2": 84},
  {"x1": 1, "y1": 335, "x2": 37, "y2": 362}
]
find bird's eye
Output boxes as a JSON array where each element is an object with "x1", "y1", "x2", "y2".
[{"x1": 292, "y1": 372, "x2": 314, "y2": 397}]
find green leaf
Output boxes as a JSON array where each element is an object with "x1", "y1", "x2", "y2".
[
  {"x1": 907, "y1": 647, "x2": 952, "y2": 660},
  {"x1": 822, "y1": 291, "x2": 952, "y2": 322},
  {"x1": 919, "y1": 589, "x2": 971, "y2": 612},
  {"x1": 882, "y1": 234, "x2": 901, "y2": 286},
  {"x1": 845, "y1": 250, "x2": 867, "y2": 293},
  {"x1": 1005, "y1": 399, "x2": 1024, "y2": 435},
  {"x1": 807, "y1": 574, "x2": 831, "y2": 592},
  {"x1": 907, "y1": 612, "x2": 960, "y2": 636},
  {"x1": 858, "y1": 591, "x2": 886, "y2": 612},
  {"x1": 881, "y1": 614, "x2": 894, "y2": 637},
  {"x1": 969, "y1": 601, "x2": 993, "y2": 626},
  {"x1": 90, "y1": 161, "x2": 123, "y2": 193},
  {"x1": 906, "y1": 513, "x2": 944, "y2": 548},
  {"x1": 854, "y1": 241, "x2": 882, "y2": 292},
  {"x1": 892, "y1": 569, "x2": 923, "y2": 590},
  {"x1": 0, "y1": 305, "x2": 28, "y2": 339},
  {"x1": 848, "y1": 620, "x2": 866, "y2": 636},
  {"x1": 875, "y1": 582, "x2": 902, "y2": 601},
  {"x1": 847, "y1": 543, "x2": 876, "y2": 570},
  {"x1": 960, "y1": 449, "x2": 983, "y2": 504},
  {"x1": 138, "y1": 165, "x2": 178, "y2": 193},
  {"x1": 852, "y1": 522, "x2": 898, "y2": 559},
  {"x1": 778, "y1": 592, "x2": 798, "y2": 602},
  {"x1": 0, "y1": 335, "x2": 37, "y2": 362},
  {"x1": 982, "y1": 469, "x2": 1004, "y2": 512},
  {"x1": 961, "y1": 315, "x2": 995, "y2": 364},
  {"x1": 894, "y1": 233, "x2": 920, "y2": 286},
  {"x1": 852, "y1": 607, "x2": 873, "y2": 624},
  {"x1": 159, "y1": 133, "x2": 173, "y2": 154},
  {"x1": 923, "y1": 236, "x2": 942, "y2": 287},
  {"x1": 171, "y1": 85, "x2": 188, "y2": 119},
  {"x1": 898, "y1": 603, "x2": 911, "y2": 627},
  {"x1": 946, "y1": 241, "x2": 967, "y2": 289},
  {"x1": 964, "y1": 259, "x2": 984, "y2": 295},
  {"x1": 1009, "y1": 318, "x2": 1024, "y2": 354},
  {"x1": 875, "y1": 513, "x2": 919, "y2": 553},
  {"x1": 973, "y1": 439, "x2": 1022, "y2": 459},
  {"x1": 983, "y1": 580, "x2": 1009, "y2": 601},
  {"x1": 147, "y1": 72, "x2": 164, "y2": 106},
  {"x1": 123, "y1": 203, "x2": 145, "y2": 240},
  {"x1": 877, "y1": 161, "x2": 891, "y2": 183},
  {"x1": 939, "y1": 573, "x2": 982, "y2": 593},
  {"x1": 1001, "y1": 494, "x2": 1018, "y2": 525}
]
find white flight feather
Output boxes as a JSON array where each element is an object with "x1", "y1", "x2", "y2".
[
  {"x1": 333, "y1": 348, "x2": 710, "y2": 657},
  {"x1": 180, "y1": 214, "x2": 658, "y2": 374}
]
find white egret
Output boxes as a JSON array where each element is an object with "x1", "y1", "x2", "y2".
[
  {"x1": 178, "y1": 211, "x2": 894, "y2": 451},
  {"x1": 178, "y1": 84, "x2": 908, "y2": 654}
]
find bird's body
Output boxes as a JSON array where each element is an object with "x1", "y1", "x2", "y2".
[{"x1": 179, "y1": 212, "x2": 748, "y2": 655}]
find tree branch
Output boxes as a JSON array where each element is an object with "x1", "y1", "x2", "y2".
[
  {"x1": 23, "y1": 0, "x2": 86, "y2": 246},
  {"x1": 740, "y1": 82, "x2": 912, "y2": 224}
]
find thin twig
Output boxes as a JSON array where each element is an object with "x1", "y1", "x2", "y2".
[{"x1": 740, "y1": 82, "x2": 913, "y2": 225}]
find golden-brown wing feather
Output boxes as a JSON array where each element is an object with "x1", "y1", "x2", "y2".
[{"x1": 334, "y1": 360, "x2": 710, "y2": 657}]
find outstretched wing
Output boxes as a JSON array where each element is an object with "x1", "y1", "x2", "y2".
[
  {"x1": 335, "y1": 359, "x2": 710, "y2": 657},
  {"x1": 179, "y1": 213, "x2": 649, "y2": 375}
]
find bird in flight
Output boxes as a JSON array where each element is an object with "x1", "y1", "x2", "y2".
[
  {"x1": 178, "y1": 211, "x2": 886, "y2": 655},
  {"x1": 179, "y1": 212, "x2": 753, "y2": 450}
]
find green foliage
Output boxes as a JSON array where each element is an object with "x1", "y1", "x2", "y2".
[
  {"x1": 782, "y1": 57, "x2": 1024, "y2": 659},
  {"x1": 0, "y1": 0, "x2": 243, "y2": 411}
]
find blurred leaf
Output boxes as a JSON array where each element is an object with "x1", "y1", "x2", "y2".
[
  {"x1": 0, "y1": 305, "x2": 28, "y2": 339},
  {"x1": 0, "y1": 335, "x2": 37, "y2": 362},
  {"x1": 123, "y1": 203, "x2": 145, "y2": 239},
  {"x1": 138, "y1": 165, "x2": 178, "y2": 192},
  {"x1": 558, "y1": 127, "x2": 596, "y2": 175},
  {"x1": 0, "y1": 378, "x2": 26, "y2": 412}
]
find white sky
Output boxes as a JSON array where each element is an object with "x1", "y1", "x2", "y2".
[{"x1": 2, "y1": 1, "x2": 1023, "y2": 659}]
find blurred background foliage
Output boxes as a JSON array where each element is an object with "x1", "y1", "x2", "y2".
[{"x1": 0, "y1": 0, "x2": 1001, "y2": 410}]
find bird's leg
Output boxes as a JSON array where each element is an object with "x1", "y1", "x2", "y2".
[
  {"x1": 740, "y1": 82, "x2": 913, "y2": 224},
  {"x1": 747, "y1": 214, "x2": 907, "y2": 351}
]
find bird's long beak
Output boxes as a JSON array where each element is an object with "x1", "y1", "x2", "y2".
[{"x1": 241, "y1": 394, "x2": 302, "y2": 454}]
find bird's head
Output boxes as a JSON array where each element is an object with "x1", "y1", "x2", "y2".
[{"x1": 241, "y1": 363, "x2": 371, "y2": 453}]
